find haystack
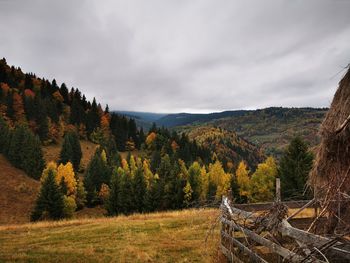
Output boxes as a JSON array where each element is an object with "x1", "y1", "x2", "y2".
[{"x1": 310, "y1": 66, "x2": 350, "y2": 233}]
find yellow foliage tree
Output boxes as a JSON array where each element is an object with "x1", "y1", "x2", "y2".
[
  {"x1": 248, "y1": 157, "x2": 277, "y2": 203},
  {"x1": 101, "y1": 149, "x2": 107, "y2": 163},
  {"x1": 236, "y1": 161, "x2": 250, "y2": 199},
  {"x1": 129, "y1": 155, "x2": 137, "y2": 177},
  {"x1": 57, "y1": 162, "x2": 77, "y2": 196},
  {"x1": 183, "y1": 181, "x2": 193, "y2": 207},
  {"x1": 208, "y1": 160, "x2": 231, "y2": 199},
  {"x1": 121, "y1": 158, "x2": 129, "y2": 173},
  {"x1": 143, "y1": 160, "x2": 154, "y2": 189},
  {"x1": 199, "y1": 166, "x2": 209, "y2": 201}
]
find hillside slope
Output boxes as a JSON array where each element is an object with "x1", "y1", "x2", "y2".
[
  {"x1": 0, "y1": 209, "x2": 221, "y2": 263},
  {"x1": 0, "y1": 155, "x2": 40, "y2": 224},
  {"x1": 210, "y1": 107, "x2": 326, "y2": 156},
  {"x1": 179, "y1": 125, "x2": 264, "y2": 169}
]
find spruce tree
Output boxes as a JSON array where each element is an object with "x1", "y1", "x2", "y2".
[
  {"x1": 59, "y1": 132, "x2": 82, "y2": 171},
  {"x1": 84, "y1": 149, "x2": 111, "y2": 206},
  {"x1": 279, "y1": 137, "x2": 314, "y2": 200},
  {"x1": 106, "y1": 169, "x2": 123, "y2": 216},
  {"x1": 22, "y1": 132, "x2": 45, "y2": 180},
  {"x1": 31, "y1": 169, "x2": 64, "y2": 221},
  {"x1": 133, "y1": 167, "x2": 147, "y2": 213}
]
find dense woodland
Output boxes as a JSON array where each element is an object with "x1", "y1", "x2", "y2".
[{"x1": 0, "y1": 58, "x2": 314, "y2": 221}]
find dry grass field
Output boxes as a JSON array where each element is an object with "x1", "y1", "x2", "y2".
[
  {"x1": 0, "y1": 209, "x2": 223, "y2": 263},
  {"x1": 0, "y1": 155, "x2": 40, "y2": 224}
]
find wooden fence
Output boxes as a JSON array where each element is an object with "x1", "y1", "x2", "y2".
[{"x1": 220, "y1": 196, "x2": 350, "y2": 263}]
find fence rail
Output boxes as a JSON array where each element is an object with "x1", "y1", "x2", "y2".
[{"x1": 220, "y1": 196, "x2": 350, "y2": 263}]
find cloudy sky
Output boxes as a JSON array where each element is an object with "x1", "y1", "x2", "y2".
[{"x1": 0, "y1": 0, "x2": 349, "y2": 113}]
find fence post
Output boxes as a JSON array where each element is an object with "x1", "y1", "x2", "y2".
[{"x1": 276, "y1": 178, "x2": 281, "y2": 203}]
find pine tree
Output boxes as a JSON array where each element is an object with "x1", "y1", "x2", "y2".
[
  {"x1": 31, "y1": 169, "x2": 64, "y2": 221},
  {"x1": 133, "y1": 167, "x2": 147, "y2": 213},
  {"x1": 120, "y1": 167, "x2": 134, "y2": 214},
  {"x1": 84, "y1": 149, "x2": 111, "y2": 206},
  {"x1": 144, "y1": 175, "x2": 161, "y2": 212},
  {"x1": 106, "y1": 168, "x2": 123, "y2": 216},
  {"x1": 22, "y1": 131, "x2": 45, "y2": 180},
  {"x1": 59, "y1": 132, "x2": 82, "y2": 171},
  {"x1": 279, "y1": 137, "x2": 314, "y2": 200},
  {"x1": 76, "y1": 180, "x2": 87, "y2": 210}
]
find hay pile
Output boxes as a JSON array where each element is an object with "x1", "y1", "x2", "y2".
[{"x1": 310, "y1": 67, "x2": 350, "y2": 233}]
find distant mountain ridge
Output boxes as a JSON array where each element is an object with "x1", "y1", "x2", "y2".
[{"x1": 155, "y1": 110, "x2": 249, "y2": 127}]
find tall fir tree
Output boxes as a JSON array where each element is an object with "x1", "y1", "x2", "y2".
[
  {"x1": 133, "y1": 167, "x2": 147, "y2": 213},
  {"x1": 31, "y1": 169, "x2": 64, "y2": 221},
  {"x1": 106, "y1": 168, "x2": 123, "y2": 216},
  {"x1": 279, "y1": 137, "x2": 314, "y2": 200},
  {"x1": 59, "y1": 131, "x2": 82, "y2": 171}
]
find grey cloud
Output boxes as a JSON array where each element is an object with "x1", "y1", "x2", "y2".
[{"x1": 0, "y1": 0, "x2": 349, "y2": 113}]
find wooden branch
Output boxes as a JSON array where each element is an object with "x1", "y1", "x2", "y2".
[
  {"x1": 221, "y1": 231, "x2": 269, "y2": 263},
  {"x1": 221, "y1": 218, "x2": 324, "y2": 263},
  {"x1": 336, "y1": 114, "x2": 350, "y2": 134},
  {"x1": 220, "y1": 244, "x2": 245, "y2": 263},
  {"x1": 287, "y1": 199, "x2": 315, "y2": 221}
]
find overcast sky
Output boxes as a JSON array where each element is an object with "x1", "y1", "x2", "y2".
[{"x1": 0, "y1": 0, "x2": 349, "y2": 113}]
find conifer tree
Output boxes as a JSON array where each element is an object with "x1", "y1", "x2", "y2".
[
  {"x1": 106, "y1": 168, "x2": 123, "y2": 216},
  {"x1": 31, "y1": 169, "x2": 64, "y2": 221},
  {"x1": 133, "y1": 167, "x2": 147, "y2": 213},
  {"x1": 119, "y1": 167, "x2": 134, "y2": 214},
  {"x1": 84, "y1": 149, "x2": 111, "y2": 206},
  {"x1": 59, "y1": 132, "x2": 82, "y2": 171},
  {"x1": 76, "y1": 180, "x2": 87, "y2": 210},
  {"x1": 279, "y1": 137, "x2": 313, "y2": 200},
  {"x1": 22, "y1": 131, "x2": 45, "y2": 179},
  {"x1": 144, "y1": 175, "x2": 161, "y2": 212}
]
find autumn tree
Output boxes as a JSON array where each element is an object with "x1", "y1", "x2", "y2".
[
  {"x1": 236, "y1": 161, "x2": 250, "y2": 203},
  {"x1": 248, "y1": 157, "x2": 277, "y2": 203},
  {"x1": 208, "y1": 160, "x2": 231, "y2": 200},
  {"x1": 56, "y1": 162, "x2": 77, "y2": 196}
]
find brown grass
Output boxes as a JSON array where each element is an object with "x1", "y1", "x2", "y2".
[
  {"x1": 0, "y1": 209, "x2": 224, "y2": 263},
  {"x1": 0, "y1": 154, "x2": 40, "y2": 225}
]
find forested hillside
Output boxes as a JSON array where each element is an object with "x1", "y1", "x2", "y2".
[
  {"x1": 209, "y1": 107, "x2": 326, "y2": 156},
  {"x1": 0, "y1": 58, "x2": 278, "y2": 223},
  {"x1": 173, "y1": 107, "x2": 326, "y2": 157},
  {"x1": 178, "y1": 125, "x2": 264, "y2": 170}
]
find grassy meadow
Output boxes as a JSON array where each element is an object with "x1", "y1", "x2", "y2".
[{"x1": 0, "y1": 209, "x2": 223, "y2": 263}]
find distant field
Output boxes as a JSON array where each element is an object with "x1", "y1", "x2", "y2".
[{"x1": 0, "y1": 209, "x2": 223, "y2": 263}]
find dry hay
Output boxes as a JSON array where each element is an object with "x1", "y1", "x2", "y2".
[{"x1": 310, "y1": 66, "x2": 350, "y2": 234}]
